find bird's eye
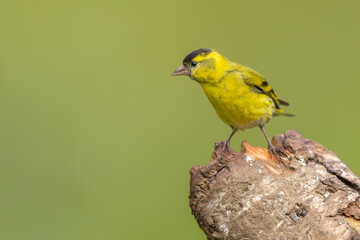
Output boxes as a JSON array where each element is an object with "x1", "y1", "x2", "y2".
[{"x1": 191, "y1": 61, "x2": 198, "y2": 67}]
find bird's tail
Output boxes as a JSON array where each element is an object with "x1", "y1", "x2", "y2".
[
  {"x1": 274, "y1": 99, "x2": 295, "y2": 117},
  {"x1": 274, "y1": 109, "x2": 295, "y2": 117},
  {"x1": 275, "y1": 112, "x2": 296, "y2": 117},
  {"x1": 278, "y1": 99, "x2": 290, "y2": 106}
]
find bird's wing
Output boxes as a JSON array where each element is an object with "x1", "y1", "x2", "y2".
[{"x1": 238, "y1": 66, "x2": 281, "y2": 109}]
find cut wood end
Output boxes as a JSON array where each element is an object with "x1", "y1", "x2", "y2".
[{"x1": 241, "y1": 140, "x2": 288, "y2": 175}]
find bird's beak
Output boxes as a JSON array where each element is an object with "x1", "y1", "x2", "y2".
[{"x1": 171, "y1": 64, "x2": 189, "y2": 76}]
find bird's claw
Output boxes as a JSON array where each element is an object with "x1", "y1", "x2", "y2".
[
  {"x1": 268, "y1": 145, "x2": 278, "y2": 159},
  {"x1": 268, "y1": 144, "x2": 288, "y2": 167},
  {"x1": 220, "y1": 141, "x2": 231, "y2": 159}
]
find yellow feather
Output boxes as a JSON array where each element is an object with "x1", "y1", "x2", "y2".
[
  {"x1": 187, "y1": 50, "x2": 283, "y2": 129},
  {"x1": 171, "y1": 48, "x2": 294, "y2": 160},
  {"x1": 199, "y1": 70, "x2": 275, "y2": 130}
]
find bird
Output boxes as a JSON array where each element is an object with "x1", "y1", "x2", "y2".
[{"x1": 171, "y1": 48, "x2": 294, "y2": 161}]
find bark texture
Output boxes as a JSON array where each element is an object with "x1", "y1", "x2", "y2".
[{"x1": 189, "y1": 130, "x2": 360, "y2": 240}]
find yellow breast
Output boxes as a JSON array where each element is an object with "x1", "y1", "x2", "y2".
[{"x1": 200, "y1": 73, "x2": 275, "y2": 130}]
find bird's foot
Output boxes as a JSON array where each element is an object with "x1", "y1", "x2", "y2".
[
  {"x1": 220, "y1": 141, "x2": 231, "y2": 159},
  {"x1": 218, "y1": 142, "x2": 231, "y2": 171},
  {"x1": 267, "y1": 144, "x2": 288, "y2": 167},
  {"x1": 268, "y1": 144, "x2": 289, "y2": 168}
]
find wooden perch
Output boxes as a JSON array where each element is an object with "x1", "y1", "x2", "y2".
[{"x1": 189, "y1": 130, "x2": 360, "y2": 240}]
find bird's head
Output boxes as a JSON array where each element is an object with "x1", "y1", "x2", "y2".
[{"x1": 171, "y1": 48, "x2": 229, "y2": 84}]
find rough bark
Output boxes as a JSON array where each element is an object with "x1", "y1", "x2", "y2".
[{"x1": 189, "y1": 130, "x2": 360, "y2": 240}]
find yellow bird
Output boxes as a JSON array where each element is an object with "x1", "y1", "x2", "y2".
[{"x1": 171, "y1": 48, "x2": 294, "y2": 160}]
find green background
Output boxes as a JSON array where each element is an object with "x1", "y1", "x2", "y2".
[{"x1": 1, "y1": 1, "x2": 359, "y2": 239}]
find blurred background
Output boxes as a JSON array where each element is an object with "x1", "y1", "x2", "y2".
[{"x1": 0, "y1": 0, "x2": 359, "y2": 239}]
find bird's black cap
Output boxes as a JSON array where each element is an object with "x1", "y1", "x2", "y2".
[{"x1": 183, "y1": 48, "x2": 212, "y2": 64}]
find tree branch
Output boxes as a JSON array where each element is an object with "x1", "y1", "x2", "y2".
[{"x1": 189, "y1": 130, "x2": 360, "y2": 240}]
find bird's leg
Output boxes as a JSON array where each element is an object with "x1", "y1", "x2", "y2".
[
  {"x1": 259, "y1": 124, "x2": 281, "y2": 163},
  {"x1": 221, "y1": 127, "x2": 238, "y2": 158}
]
